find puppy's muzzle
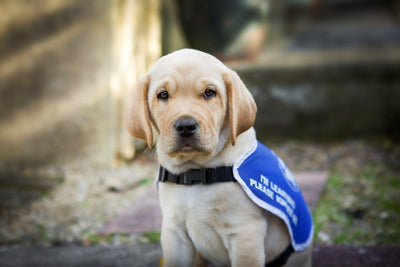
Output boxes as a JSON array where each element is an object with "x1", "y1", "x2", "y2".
[{"x1": 174, "y1": 118, "x2": 198, "y2": 138}]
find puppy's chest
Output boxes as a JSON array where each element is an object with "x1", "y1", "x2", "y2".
[
  {"x1": 160, "y1": 183, "x2": 263, "y2": 228},
  {"x1": 159, "y1": 183, "x2": 266, "y2": 266}
]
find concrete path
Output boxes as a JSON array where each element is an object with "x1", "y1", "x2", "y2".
[
  {"x1": 312, "y1": 245, "x2": 400, "y2": 267},
  {"x1": 1, "y1": 244, "x2": 399, "y2": 266},
  {"x1": 0, "y1": 243, "x2": 162, "y2": 267}
]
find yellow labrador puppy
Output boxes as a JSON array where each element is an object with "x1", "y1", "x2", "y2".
[{"x1": 127, "y1": 49, "x2": 312, "y2": 267}]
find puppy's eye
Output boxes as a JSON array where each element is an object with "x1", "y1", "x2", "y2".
[
  {"x1": 203, "y1": 88, "x2": 216, "y2": 100},
  {"x1": 157, "y1": 91, "x2": 169, "y2": 101}
]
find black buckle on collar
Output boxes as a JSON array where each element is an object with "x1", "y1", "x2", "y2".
[{"x1": 182, "y1": 169, "x2": 208, "y2": 185}]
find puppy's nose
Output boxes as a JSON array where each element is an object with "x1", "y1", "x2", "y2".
[{"x1": 174, "y1": 118, "x2": 198, "y2": 138}]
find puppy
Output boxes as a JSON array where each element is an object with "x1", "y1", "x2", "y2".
[{"x1": 127, "y1": 49, "x2": 313, "y2": 267}]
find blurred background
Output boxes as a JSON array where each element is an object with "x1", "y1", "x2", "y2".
[
  {"x1": 1, "y1": 0, "x2": 399, "y2": 166},
  {"x1": 0, "y1": 0, "x2": 399, "y2": 255}
]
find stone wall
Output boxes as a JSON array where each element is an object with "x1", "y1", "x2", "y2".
[
  {"x1": 0, "y1": 0, "x2": 161, "y2": 165},
  {"x1": 236, "y1": 59, "x2": 400, "y2": 140}
]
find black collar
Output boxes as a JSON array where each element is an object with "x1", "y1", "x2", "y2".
[{"x1": 158, "y1": 165, "x2": 236, "y2": 185}]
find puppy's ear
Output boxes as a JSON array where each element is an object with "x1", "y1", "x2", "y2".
[
  {"x1": 223, "y1": 70, "x2": 257, "y2": 145},
  {"x1": 126, "y1": 74, "x2": 153, "y2": 148}
]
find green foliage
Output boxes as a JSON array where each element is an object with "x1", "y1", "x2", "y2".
[
  {"x1": 83, "y1": 233, "x2": 136, "y2": 246},
  {"x1": 37, "y1": 224, "x2": 51, "y2": 243},
  {"x1": 81, "y1": 231, "x2": 161, "y2": 246},
  {"x1": 139, "y1": 178, "x2": 151, "y2": 186},
  {"x1": 313, "y1": 163, "x2": 400, "y2": 245},
  {"x1": 140, "y1": 231, "x2": 161, "y2": 244}
]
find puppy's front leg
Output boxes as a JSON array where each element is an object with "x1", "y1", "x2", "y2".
[
  {"x1": 161, "y1": 227, "x2": 195, "y2": 267},
  {"x1": 229, "y1": 222, "x2": 267, "y2": 267}
]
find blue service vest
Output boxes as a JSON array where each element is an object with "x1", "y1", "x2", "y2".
[{"x1": 233, "y1": 141, "x2": 313, "y2": 251}]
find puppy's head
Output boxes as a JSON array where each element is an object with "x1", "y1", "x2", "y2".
[{"x1": 127, "y1": 49, "x2": 256, "y2": 158}]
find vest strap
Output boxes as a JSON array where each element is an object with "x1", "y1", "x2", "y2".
[{"x1": 265, "y1": 245, "x2": 294, "y2": 267}]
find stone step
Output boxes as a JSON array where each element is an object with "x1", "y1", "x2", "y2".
[
  {"x1": 98, "y1": 171, "x2": 328, "y2": 235},
  {"x1": 0, "y1": 244, "x2": 398, "y2": 267},
  {"x1": 0, "y1": 168, "x2": 63, "y2": 209},
  {"x1": 232, "y1": 50, "x2": 400, "y2": 140},
  {"x1": 0, "y1": 189, "x2": 43, "y2": 209},
  {"x1": 312, "y1": 245, "x2": 400, "y2": 267},
  {"x1": 227, "y1": 10, "x2": 400, "y2": 139},
  {"x1": 0, "y1": 176, "x2": 62, "y2": 190}
]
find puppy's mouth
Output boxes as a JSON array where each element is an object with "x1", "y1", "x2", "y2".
[
  {"x1": 180, "y1": 144, "x2": 196, "y2": 152},
  {"x1": 171, "y1": 139, "x2": 204, "y2": 155}
]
